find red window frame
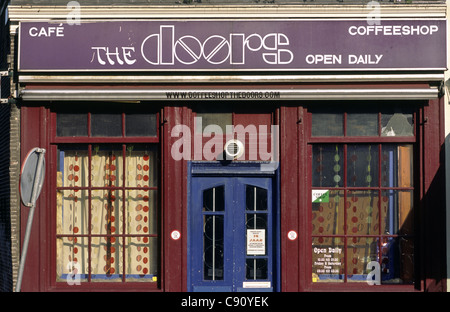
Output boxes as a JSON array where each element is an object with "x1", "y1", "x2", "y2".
[
  {"x1": 305, "y1": 102, "x2": 419, "y2": 291},
  {"x1": 49, "y1": 103, "x2": 163, "y2": 291}
]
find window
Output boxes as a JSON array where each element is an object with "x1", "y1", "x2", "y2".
[
  {"x1": 309, "y1": 104, "x2": 415, "y2": 286},
  {"x1": 53, "y1": 104, "x2": 160, "y2": 286},
  {"x1": 202, "y1": 186, "x2": 225, "y2": 280},
  {"x1": 246, "y1": 185, "x2": 269, "y2": 280},
  {"x1": 55, "y1": 108, "x2": 157, "y2": 138},
  {"x1": 311, "y1": 105, "x2": 414, "y2": 138},
  {"x1": 195, "y1": 104, "x2": 232, "y2": 134}
]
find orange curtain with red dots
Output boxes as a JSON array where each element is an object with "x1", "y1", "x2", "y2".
[{"x1": 56, "y1": 147, "x2": 158, "y2": 282}]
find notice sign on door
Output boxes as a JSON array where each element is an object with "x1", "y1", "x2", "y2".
[{"x1": 247, "y1": 229, "x2": 266, "y2": 255}]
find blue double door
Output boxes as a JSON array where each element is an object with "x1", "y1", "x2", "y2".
[{"x1": 189, "y1": 173, "x2": 278, "y2": 292}]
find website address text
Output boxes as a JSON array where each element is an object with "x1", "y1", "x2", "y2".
[{"x1": 166, "y1": 91, "x2": 281, "y2": 100}]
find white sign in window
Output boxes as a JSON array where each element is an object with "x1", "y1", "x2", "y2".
[{"x1": 247, "y1": 229, "x2": 266, "y2": 255}]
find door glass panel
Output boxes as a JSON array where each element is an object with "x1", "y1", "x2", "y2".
[
  {"x1": 203, "y1": 186, "x2": 225, "y2": 212},
  {"x1": 245, "y1": 184, "x2": 269, "y2": 281},
  {"x1": 246, "y1": 258, "x2": 268, "y2": 280},
  {"x1": 202, "y1": 186, "x2": 225, "y2": 281},
  {"x1": 246, "y1": 185, "x2": 267, "y2": 211},
  {"x1": 246, "y1": 214, "x2": 267, "y2": 232},
  {"x1": 203, "y1": 215, "x2": 224, "y2": 280}
]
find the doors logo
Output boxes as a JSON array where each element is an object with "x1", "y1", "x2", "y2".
[{"x1": 140, "y1": 25, "x2": 294, "y2": 66}]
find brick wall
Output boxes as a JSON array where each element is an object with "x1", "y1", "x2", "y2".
[
  {"x1": 9, "y1": 21, "x2": 21, "y2": 292},
  {"x1": 9, "y1": 102, "x2": 20, "y2": 292},
  {"x1": 0, "y1": 0, "x2": 12, "y2": 292},
  {"x1": 0, "y1": 103, "x2": 12, "y2": 292},
  {"x1": 0, "y1": 1, "x2": 21, "y2": 292}
]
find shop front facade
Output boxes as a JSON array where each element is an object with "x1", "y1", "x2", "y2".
[{"x1": 5, "y1": 1, "x2": 449, "y2": 292}]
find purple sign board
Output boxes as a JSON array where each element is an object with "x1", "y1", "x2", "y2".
[{"x1": 18, "y1": 19, "x2": 446, "y2": 72}]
